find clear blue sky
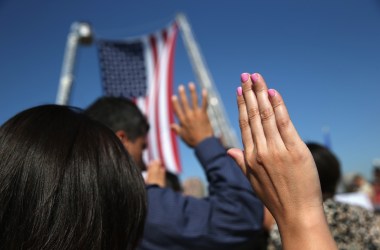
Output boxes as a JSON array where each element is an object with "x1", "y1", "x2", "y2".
[{"x1": 1, "y1": 0, "x2": 380, "y2": 183}]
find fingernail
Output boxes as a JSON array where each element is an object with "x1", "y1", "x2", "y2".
[
  {"x1": 237, "y1": 86, "x2": 242, "y2": 96},
  {"x1": 241, "y1": 73, "x2": 250, "y2": 83},
  {"x1": 268, "y1": 89, "x2": 276, "y2": 97},
  {"x1": 251, "y1": 73, "x2": 259, "y2": 83}
]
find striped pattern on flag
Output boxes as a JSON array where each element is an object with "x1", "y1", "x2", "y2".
[{"x1": 97, "y1": 22, "x2": 181, "y2": 174}]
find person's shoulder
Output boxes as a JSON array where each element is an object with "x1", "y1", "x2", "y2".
[
  {"x1": 324, "y1": 198, "x2": 376, "y2": 225},
  {"x1": 325, "y1": 198, "x2": 369, "y2": 213},
  {"x1": 324, "y1": 198, "x2": 380, "y2": 248}
]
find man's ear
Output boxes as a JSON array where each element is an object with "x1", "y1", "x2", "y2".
[
  {"x1": 115, "y1": 130, "x2": 132, "y2": 151},
  {"x1": 115, "y1": 130, "x2": 128, "y2": 142}
]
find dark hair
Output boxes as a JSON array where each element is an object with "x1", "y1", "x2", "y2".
[
  {"x1": 0, "y1": 105, "x2": 146, "y2": 249},
  {"x1": 84, "y1": 97, "x2": 149, "y2": 141},
  {"x1": 306, "y1": 142, "x2": 341, "y2": 200}
]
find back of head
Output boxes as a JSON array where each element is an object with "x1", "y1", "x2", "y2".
[
  {"x1": 84, "y1": 96, "x2": 149, "y2": 141},
  {"x1": 306, "y1": 142, "x2": 341, "y2": 200},
  {"x1": 0, "y1": 105, "x2": 146, "y2": 249}
]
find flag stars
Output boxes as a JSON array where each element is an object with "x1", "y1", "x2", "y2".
[{"x1": 98, "y1": 40, "x2": 147, "y2": 98}]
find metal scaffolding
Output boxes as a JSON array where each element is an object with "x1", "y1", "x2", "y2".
[
  {"x1": 56, "y1": 15, "x2": 239, "y2": 148},
  {"x1": 56, "y1": 22, "x2": 93, "y2": 105}
]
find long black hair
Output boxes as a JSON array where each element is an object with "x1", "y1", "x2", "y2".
[{"x1": 0, "y1": 105, "x2": 146, "y2": 249}]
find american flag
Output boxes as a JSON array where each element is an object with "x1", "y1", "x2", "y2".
[{"x1": 97, "y1": 22, "x2": 181, "y2": 174}]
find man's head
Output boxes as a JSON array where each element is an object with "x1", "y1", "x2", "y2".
[
  {"x1": 306, "y1": 142, "x2": 341, "y2": 200},
  {"x1": 84, "y1": 97, "x2": 150, "y2": 170}
]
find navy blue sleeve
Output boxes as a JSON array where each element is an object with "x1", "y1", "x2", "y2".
[{"x1": 138, "y1": 137, "x2": 264, "y2": 250}]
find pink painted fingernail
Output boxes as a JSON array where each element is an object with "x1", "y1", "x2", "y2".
[
  {"x1": 241, "y1": 73, "x2": 250, "y2": 83},
  {"x1": 251, "y1": 73, "x2": 259, "y2": 83},
  {"x1": 268, "y1": 89, "x2": 276, "y2": 97},
  {"x1": 237, "y1": 86, "x2": 242, "y2": 96}
]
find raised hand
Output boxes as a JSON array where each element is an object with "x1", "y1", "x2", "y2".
[
  {"x1": 171, "y1": 83, "x2": 213, "y2": 148},
  {"x1": 227, "y1": 73, "x2": 336, "y2": 250}
]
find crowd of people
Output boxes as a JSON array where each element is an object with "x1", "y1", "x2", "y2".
[{"x1": 0, "y1": 72, "x2": 379, "y2": 249}]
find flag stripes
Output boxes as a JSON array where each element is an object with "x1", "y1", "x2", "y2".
[{"x1": 98, "y1": 22, "x2": 181, "y2": 173}]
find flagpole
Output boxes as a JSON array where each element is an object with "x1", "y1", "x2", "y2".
[
  {"x1": 176, "y1": 13, "x2": 240, "y2": 148},
  {"x1": 56, "y1": 22, "x2": 93, "y2": 105}
]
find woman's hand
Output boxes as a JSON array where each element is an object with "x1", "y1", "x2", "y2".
[{"x1": 228, "y1": 73, "x2": 336, "y2": 250}]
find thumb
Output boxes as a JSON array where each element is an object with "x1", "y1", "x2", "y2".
[
  {"x1": 170, "y1": 124, "x2": 181, "y2": 135},
  {"x1": 227, "y1": 148, "x2": 247, "y2": 175}
]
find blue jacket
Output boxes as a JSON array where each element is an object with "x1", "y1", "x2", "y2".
[{"x1": 138, "y1": 137, "x2": 264, "y2": 250}]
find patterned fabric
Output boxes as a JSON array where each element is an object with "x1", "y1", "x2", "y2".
[{"x1": 268, "y1": 199, "x2": 380, "y2": 250}]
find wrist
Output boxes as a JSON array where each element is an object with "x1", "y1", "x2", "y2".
[
  {"x1": 194, "y1": 135, "x2": 214, "y2": 146},
  {"x1": 277, "y1": 205, "x2": 325, "y2": 230},
  {"x1": 277, "y1": 206, "x2": 336, "y2": 250}
]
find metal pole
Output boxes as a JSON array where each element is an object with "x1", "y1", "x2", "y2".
[
  {"x1": 176, "y1": 13, "x2": 239, "y2": 148},
  {"x1": 56, "y1": 22, "x2": 93, "y2": 105}
]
